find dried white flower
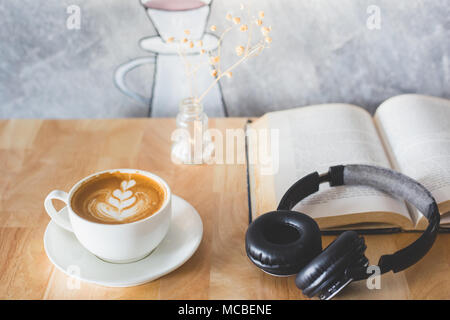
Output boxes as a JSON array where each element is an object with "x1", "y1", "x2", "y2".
[
  {"x1": 240, "y1": 24, "x2": 248, "y2": 32},
  {"x1": 235, "y1": 45, "x2": 245, "y2": 56}
]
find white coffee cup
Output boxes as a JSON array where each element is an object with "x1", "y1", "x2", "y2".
[{"x1": 44, "y1": 169, "x2": 172, "y2": 263}]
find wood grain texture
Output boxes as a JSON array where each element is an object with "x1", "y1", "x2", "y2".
[{"x1": 0, "y1": 119, "x2": 448, "y2": 300}]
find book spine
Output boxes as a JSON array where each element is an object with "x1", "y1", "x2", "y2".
[{"x1": 245, "y1": 119, "x2": 253, "y2": 224}]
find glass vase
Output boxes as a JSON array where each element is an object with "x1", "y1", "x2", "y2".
[{"x1": 171, "y1": 98, "x2": 214, "y2": 164}]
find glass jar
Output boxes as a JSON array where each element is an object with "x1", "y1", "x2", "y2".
[{"x1": 171, "y1": 98, "x2": 214, "y2": 164}]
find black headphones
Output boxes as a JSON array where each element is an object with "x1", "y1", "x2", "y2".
[{"x1": 245, "y1": 164, "x2": 440, "y2": 299}]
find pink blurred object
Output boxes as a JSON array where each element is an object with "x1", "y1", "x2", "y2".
[{"x1": 143, "y1": 0, "x2": 206, "y2": 11}]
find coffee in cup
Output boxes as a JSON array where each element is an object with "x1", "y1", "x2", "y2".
[{"x1": 71, "y1": 171, "x2": 165, "y2": 225}]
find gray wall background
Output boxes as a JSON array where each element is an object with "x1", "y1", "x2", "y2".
[{"x1": 0, "y1": 0, "x2": 449, "y2": 118}]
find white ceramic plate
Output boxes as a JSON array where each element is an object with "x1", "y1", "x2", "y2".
[
  {"x1": 139, "y1": 34, "x2": 219, "y2": 54},
  {"x1": 44, "y1": 195, "x2": 203, "y2": 287}
]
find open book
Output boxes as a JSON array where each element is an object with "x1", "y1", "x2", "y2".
[{"x1": 247, "y1": 94, "x2": 450, "y2": 231}]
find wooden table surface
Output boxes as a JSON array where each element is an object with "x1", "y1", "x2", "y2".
[{"x1": 0, "y1": 118, "x2": 449, "y2": 300}]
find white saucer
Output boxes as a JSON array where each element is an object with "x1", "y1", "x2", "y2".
[
  {"x1": 44, "y1": 195, "x2": 203, "y2": 287},
  {"x1": 139, "y1": 33, "x2": 219, "y2": 54}
]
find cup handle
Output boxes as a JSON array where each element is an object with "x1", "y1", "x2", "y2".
[
  {"x1": 44, "y1": 190, "x2": 73, "y2": 232},
  {"x1": 113, "y1": 56, "x2": 155, "y2": 106}
]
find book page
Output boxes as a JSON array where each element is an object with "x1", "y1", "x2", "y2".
[
  {"x1": 267, "y1": 104, "x2": 411, "y2": 223},
  {"x1": 375, "y1": 95, "x2": 450, "y2": 218}
]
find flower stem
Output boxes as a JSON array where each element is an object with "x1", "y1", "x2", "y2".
[{"x1": 198, "y1": 43, "x2": 266, "y2": 102}]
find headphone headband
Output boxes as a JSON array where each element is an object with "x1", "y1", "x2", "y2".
[{"x1": 277, "y1": 164, "x2": 440, "y2": 279}]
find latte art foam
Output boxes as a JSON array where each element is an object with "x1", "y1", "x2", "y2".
[
  {"x1": 71, "y1": 172, "x2": 165, "y2": 224},
  {"x1": 86, "y1": 187, "x2": 155, "y2": 222}
]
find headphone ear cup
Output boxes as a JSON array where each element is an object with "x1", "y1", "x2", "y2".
[
  {"x1": 295, "y1": 231, "x2": 368, "y2": 298},
  {"x1": 245, "y1": 210, "x2": 322, "y2": 276}
]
